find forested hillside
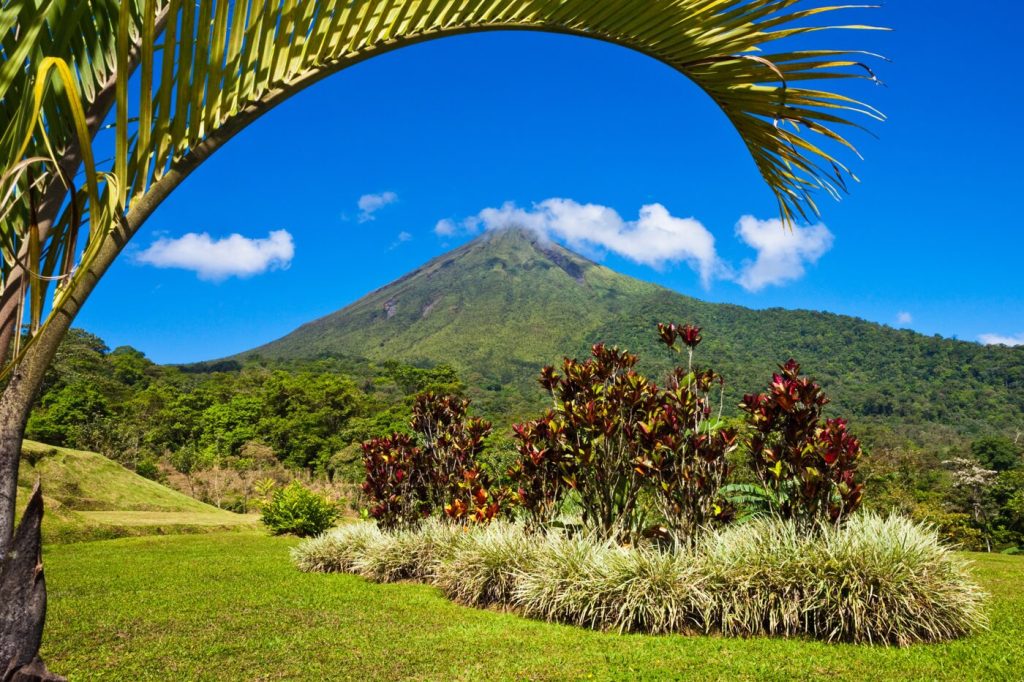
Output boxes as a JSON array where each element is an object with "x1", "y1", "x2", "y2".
[
  {"x1": 25, "y1": 229, "x2": 1024, "y2": 551},
  {"x1": 245, "y1": 228, "x2": 1024, "y2": 440}
]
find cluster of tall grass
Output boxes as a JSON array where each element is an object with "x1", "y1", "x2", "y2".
[{"x1": 294, "y1": 513, "x2": 986, "y2": 645}]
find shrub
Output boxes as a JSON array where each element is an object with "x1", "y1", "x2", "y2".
[
  {"x1": 135, "y1": 457, "x2": 161, "y2": 481},
  {"x1": 511, "y1": 345, "x2": 656, "y2": 543},
  {"x1": 260, "y1": 481, "x2": 340, "y2": 537},
  {"x1": 740, "y1": 359, "x2": 864, "y2": 527},
  {"x1": 361, "y1": 393, "x2": 511, "y2": 530},
  {"x1": 512, "y1": 331, "x2": 737, "y2": 545},
  {"x1": 361, "y1": 433, "x2": 428, "y2": 531},
  {"x1": 645, "y1": 324, "x2": 738, "y2": 543}
]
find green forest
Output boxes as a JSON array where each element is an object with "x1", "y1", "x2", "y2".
[{"x1": 27, "y1": 324, "x2": 1024, "y2": 552}]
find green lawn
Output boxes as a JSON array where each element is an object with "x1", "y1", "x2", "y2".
[{"x1": 41, "y1": 532, "x2": 1023, "y2": 681}]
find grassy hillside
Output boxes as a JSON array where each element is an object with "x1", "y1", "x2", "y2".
[
  {"x1": 16, "y1": 440, "x2": 256, "y2": 543},
  {"x1": 41, "y1": 532, "x2": 1024, "y2": 680},
  {"x1": 243, "y1": 228, "x2": 1024, "y2": 438}
]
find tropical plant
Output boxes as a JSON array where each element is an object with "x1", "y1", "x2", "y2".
[
  {"x1": 644, "y1": 323, "x2": 738, "y2": 543},
  {"x1": 511, "y1": 343, "x2": 656, "y2": 542},
  {"x1": 1, "y1": 1, "x2": 884, "y2": 674},
  {"x1": 739, "y1": 359, "x2": 864, "y2": 527},
  {"x1": 410, "y1": 392, "x2": 502, "y2": 523},
  {"x1": 361, "y1": 392, "x2": 509, "y2": 529},
  {"x1": 511, "y1": 325, "x2": 738, "y2": 545},
  {"x1": 259, "y1": 480, "x2": 340, "y2": 537},
  {"x1": 360, "y1": 433, "x2": 428, "y2": 531}
]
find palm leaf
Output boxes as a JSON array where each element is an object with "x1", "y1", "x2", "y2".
[{"x1": 0, "y1": 0, "x2": 885, "y2": 378}]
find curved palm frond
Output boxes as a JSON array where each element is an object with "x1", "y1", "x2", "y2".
[{"x1": 0, "y1": 0, "x2": 885, "y2": 376}]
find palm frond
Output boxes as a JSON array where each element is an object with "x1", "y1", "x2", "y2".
[{"x1": 0, "y1": 0, "x2": 885, "y2": 377}]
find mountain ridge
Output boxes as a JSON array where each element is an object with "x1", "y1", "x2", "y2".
[{"x1": 240, "y1": 228, "x2": 1024, "y2": 437}]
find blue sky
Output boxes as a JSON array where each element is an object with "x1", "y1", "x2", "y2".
[{"x1": 79, "y1": 1, "x2": 1024, "y2": 363}]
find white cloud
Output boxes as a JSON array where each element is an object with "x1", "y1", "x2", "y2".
[
  {"x1": 979, "y1": 333, "x2": 1024, "y2": 347},
  {"x1": 733, "y1": 216, "x2": 834, "y2": 292},
  {"x1": 473, "y1": 199, "x2": 727, "y2": 287},
  {"x1": 136, "y1": 230, "x2": 294, "y2": 281},
  {"x1": 434, "y1": 219, "x2": 456, "y2": 236},
  {"x1": 441, "y1": 200, "x2": 835, "y2": 292},
  {"x1": 358, "y1": 191, "x2": 398, "y2": 222},
  {"x1": 434, "y1": 216, "x2": 482, "y2": 237},
  {"x1": 896, "y1": 311, "x2": 913, "y2": 325},
  {"x1": 388, "y1": 230, "x2": 413, "y2": 250}
]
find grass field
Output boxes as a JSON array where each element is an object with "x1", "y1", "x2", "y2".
[
  {"x1": 15, "y1": 441, "x2": 257, "y2": 543},
  {"x1": 41, "y1": 532, "x2": 1023, "y2": 681}
]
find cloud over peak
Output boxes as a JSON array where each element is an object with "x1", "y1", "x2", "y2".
[
  {"x1": 439, "y1": 199, "x2": 833, "y2": 292},
  {"x1": 136, "y1": 230, "x2": 294, "y2": 281}
]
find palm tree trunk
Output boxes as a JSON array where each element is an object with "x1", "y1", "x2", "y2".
[{"x1": 0, "y1": 365, "x2": 52, "y2": 559}]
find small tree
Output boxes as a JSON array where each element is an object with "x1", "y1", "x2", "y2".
[
  {"x1": 740, "y1": 360, "x2": 864, "y2": 528},
  {"x1": 943, "y1": 457, "x2": 998, "y2": 552},
  {"x1": 169, "y1": 444, "x2": 206, "y2": 498}
]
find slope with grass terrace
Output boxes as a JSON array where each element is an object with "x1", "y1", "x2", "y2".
[{"x1": 15, "y1": 440, "x2": 257, "y2": 543}]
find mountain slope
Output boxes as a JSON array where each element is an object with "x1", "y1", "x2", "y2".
[
  {"x1": 246, "y1": 229, "x2": 662, "y2": 415},
  {"x1": 244, "y1": 229, "x2": 1024, "y2": 437}
]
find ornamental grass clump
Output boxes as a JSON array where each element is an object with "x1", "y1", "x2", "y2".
[
  {"x1": 352, "y1": 518, "x2": 465, "y2": 582},
  {"x1": 514, "y1": 532, "x2": 615, "y2": 629},
  {"x1": 291, "y1": 522, "x2": 383, "y2": 573},
  {"x1": 804, "y1": 514, "x2": 987, "y2": 645},
  {"x1": 514, "y1": 533, "x2": 712, "y2": 634},
  {"x1": 700, "y1": 513, "x2": 988, "y2": 644},
  {"x1": 591, "y1": 545, "x2": 713, "y2": 634},
  {"x1": 398, "y1": 518, "x2": 468, "y2": 580},
  {"x1": 434, "y1": 521, "x2": 538, "y2": 606},
  {"x1": 700, "y1": 516, "x2": 811, "y2": 637}
]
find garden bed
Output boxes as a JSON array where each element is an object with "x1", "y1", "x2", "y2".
[{"x1": 293, "y1": 514, "x2": 987, "y2": 646}]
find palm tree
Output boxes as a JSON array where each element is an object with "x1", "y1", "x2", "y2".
[{"x1": 0, "y1": 0, "x2": 884, "y2": 676}]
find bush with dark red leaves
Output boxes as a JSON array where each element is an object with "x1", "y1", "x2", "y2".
[{"x1": 740, "y1": 359, "x2": 864, "y2": 527}]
